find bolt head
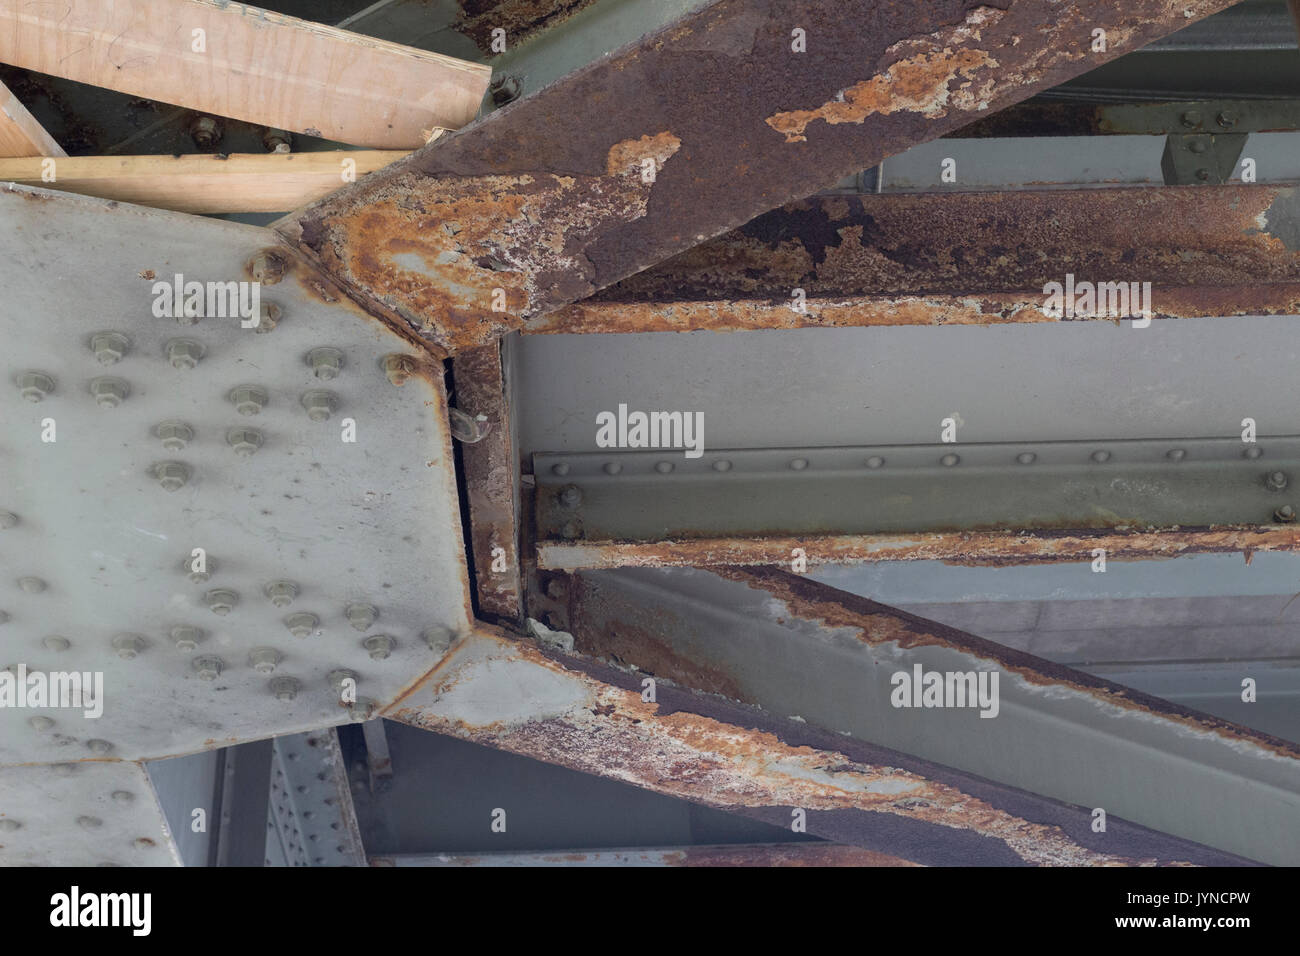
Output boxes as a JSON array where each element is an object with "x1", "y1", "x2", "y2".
[
  {"x1": 249, "y1": 647, "x2": 283, "y2": 674},
  {"x1": 16, "y1": 371, "x2": 54, "y2": 403},
  {"x1": 227, "y1": 426, "x2": 264, "y2": 457},
  {"x1": 153, "y1": 461, "x2": 191, "y2": 492},
  {"x1": 28, "y1": 716, "x2": 53, "y2": 731},
  {"x1": 1217, "y1": 110, "x2": 1237, "y2": 128},
  {"x1": 423, "y1": 625, "x2": 456, "y2": 653},
  {"x1": 183, "y1": 554, "x2": 213, "y2": 583},
  {"x1": 229, "y1": 384, "x2": 268, "y2": 416},
  {"x1": 17, "y1": 576, "x2": 45, "y2": 594},
  {"x1": 164, "y1": 338, "x2": 204, "y2": 369},
  {"x1": 41, "y1": 635, "x2": 70, "y2": 652},
  {"x1": 301, "y1": 389, "x2": 338, "y2": 422},
  {"x1": 1180, "y1": 110, "x2": 1202, "y2": 128},
  {"x1": 111, "y1": 633, "x2": 146, "y2": 659},
  {"x1": 285, "y1": 612, "x2": 319, "y2": 638},
  {"x1": 1267, "y1": 470, "x2": 1290, "y2": 491},
  {"x1": 192, "y1": 656, "x2": 223, "y2": 680},
  {"x1": 155, "y1": 420, "x2": 194, "y2": 451},
  {"x1": 86, "y1": 739, "x2": 112, "y2": 755},
  {"x1": 363, "y1": 634, "x2": 394, "y2": 660},
  {"x1": 559, "y1": 485, "x2": 582, "y2": 508},
  {"x1": 381, "y1": 354, "x2": 414, "y2": 386},
  {"x1": 328, "y1": 669, "x2": 358, "y2": 690},
  {"x1": 941, "y1": 453, "x2": 960, "y2": 467},
  {"x1": 205, "y1": 589, "x2": 238, "y2": 615},
  {"x1": 170, "y1": 626, "x2": 203, "y2": 650},
  {"x1": 1275, "y1": 505, "x2": 1296, "y2": 523},
  {"x1": 270, "y1": 676, "x2": 299, "y2": 701},
  {"x1": 264, "y1": 580, "x2": 299, "y2": 607},
  {"x1": 254, "y1": 301, "x2": 282, "y2": 333},
  {"x1": 307, "y1": 347, "x2": 344, "y2": 380},
  {"x1": 345, "y1": 603, "x2": 377, "y2": 631},
  {"x1": 90, "y1": 331, "x2": 130, "y2": 365},
  {"x1": 89, "y1": 376, "x2": 130, "y2": 408},
  {"x1": 247, "y1": 251, "x2": 286, "y2": 285}
]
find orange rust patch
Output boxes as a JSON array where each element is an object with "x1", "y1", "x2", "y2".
[{"x1": 605, "y1": 132, "x2": 682, "y2": 177}]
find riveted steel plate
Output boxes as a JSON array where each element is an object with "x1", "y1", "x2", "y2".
[
  {"x1": 0, "y1": 185, "x2": 470, "y2": 765},
  {"x1": 0, "y1": 760, "x2": 180, "y2": 866}
]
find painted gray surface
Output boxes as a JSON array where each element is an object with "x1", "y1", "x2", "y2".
[{"x1": 146, "y1": 749, "x2": 219, "y2": 867}]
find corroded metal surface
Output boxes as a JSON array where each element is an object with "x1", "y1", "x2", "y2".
[
  {"x1": 385, "y1": 626, "x2": 1256, "y2": 866},
  {"x1": 456, "y1": 0, "x2": 603, "y2": 53},
  {"x1": 454, "y1": 343, "x2": 524, "y2": 622},
  {"x1": 538, "y1": 526, "x2": 1300, "y2": 570},
  {"x1": 531, "y1": 187, "x2": 1300, "y2": 334},
  {"x1": 278, "y1": 0, "x2": 1239, "y2": 353},
  {"x1": 372, "y1": 843, "x2": 919, "y2": 866}
]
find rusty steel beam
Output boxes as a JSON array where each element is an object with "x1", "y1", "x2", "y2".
[
  {"x1": 385, "y1": 625, "x2": 1258, "y2": 866},
  {"x1": 529, "y1": 186, "x2": 1300, "y2": 334},
  {"x1": 554, "y1": 566, "x2": 1300, "y2": 864},
  {"x1": 371, "y1": 843, "x2": 918, "y2": 866},
  {"x1": 275, "y1": 0, "x2": 1241, "y2": 354},
  {"x1": 538, "y1": 526, "x2": 1300, "y2": 572},
  {"x1": 453, "y1": 343, "x2": 524, "y2": 622}
]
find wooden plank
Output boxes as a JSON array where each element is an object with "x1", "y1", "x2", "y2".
[
  {"x1": 0, "y1": 151, "x2": 408, "y2": 214},
  {"x1": 0, "y1": 80, "x2": 66, "y2": 158},
  {"x1": 0, "y1": 0, "x2": 490, "y2": 149}
]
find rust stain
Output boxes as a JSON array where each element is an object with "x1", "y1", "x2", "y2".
[
  {"x1": 715, "y1": 567, "x2": 1300, "y2": 766},
  {"x1": 390, "y1": 628, "x2": 1199, "y2": 866},
  {"x1": 605, "y1": 132, "x2": 681, "y2": 177}
]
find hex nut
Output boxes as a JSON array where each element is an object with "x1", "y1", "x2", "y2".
[
  {"x1": 170, "y1": 626, "x2": 204, "y2": 650},
  {"x1": 264, "y1": 580, "x2": 299, "y2": 607},
  {"x1": 348, "y1": 697, "x2": 377, "y2": 722},
  {"x1": 270, "y1": 676, "x2": 299, "y2": 701},
  {"x1": 381, "y1": 354, "x2": 414, "y2": 386},
  {"x1": 249, "y1": 647, "x2": 283, "y2": 674},
  {"x1": 188, "y1": 114, "x2": 223, "y2": 148},
  {"x1": 363, "y1": 634, "x2": 394, "y2": 660},
  {"x1": 229, "y1": 384, "x2": 268, "y2": 416},
  {"x1": 153, "y1": 461, "x2": 191, "y2": 492},
  {"x1": 345, "y1": 603, "x2": 377, "y2": 631},
  {"x1": 247, "y1": 250, "x2": 286, "y2": 285},
  {"x1": 301, "y1": 389, "x2": 338, "y2": 422},
  {"x1": 284, "y1": 612, "x2": 319, "y2": 638},
  {"x1": 307, "y1": 347, "x2": 344, "y2": 380},
  {"x1": 227, "y1": 426, "x2": 264, "y2": 457},
  {"x1": 205, "y1": 588, "x2": 239, "y2": 616},
  {"x1": 90, "y1": 331, "x2": 130, "y2": 365},
  {"x1": 328, "y1": 669, "x2": 358, "y2": 691},
  {"x1": 192, "y1": 656, "x2": 224, "y2": 680},
  {"x1": 111, "y1": 634, "x2": 146, "y2": 659},
  {"x1": 89, "y1": 376, "x2": 130, "y2": 408},
  {"x1": 16, "y1": 371, "x2": 55, "y2": 403},
  {"x1": 164, "y1": 338, "x2": 205, "y2": 369},
  {"x1": 155, "y1": 420, "x2": 194, "y2": 451}
]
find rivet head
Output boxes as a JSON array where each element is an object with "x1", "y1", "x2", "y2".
[
  {"x1": 1275, "y1": 504, "x2": 1296, "y2": 523},
  {"x1": 183, "y1": 553, "x2": 214, "y2": 583},
  {"x1": 41, "y1": 635, "x2": 70, "y2": 652},
  {"x1": 155, "y1": 420, "x2": 194, "y2": 451},
  {"x1": 170, "y1": 626, "x2": 204, "y2": 650},
  {"x1": 423, "y1": 625, "x2": 456, "y2": 654},
  {"x1": 1244, "y1": 446, "x2": 1263, "y2": 460},
  {"x1": 28, "y1": 716, "x2": 53, "y2": 731},
  {"x1": 153, "y1": 461, "x2": 191, "y2": 491},
  {"x1": 345, "y1": 603, "x2": 377, "y2": 631},
  {"x1": 205, "y1": 589, "x2": 239, "y2": 616},
  {"x1": 1090, "y1": 450, "x2": 1111, "y2": 463},
  {"x1": 550, "y1": 462, "x2": 570, "y2": 476},
  {"x1": 17, "y1": 576, "x2": 46, "y2": 594},
  {"x1": 112, "y1": 790, "x2": 135, "y2": 804},
  {"x1": 940, "y1": 453, "x2": 960, "y2": 467},
  {"x1": 301, "y1": 389, "x2": 338, "y2": 422},
  {"x1": 655, "y1": 461, "x2": 674, "y2": 474},
  {"x1": 1016, "y1": 452, "x2": 1036, "y2": 465},
  {"x1": 249, "y1": 647, "x2": 283, "y2": 674},
  {"x1": 1166, "y1": 448, "x2": 1186, "y2": 462},
  {"x1": 15, "y1": 371, "x2": 54, "y2": 403},
  {"x1": 264, "y1": 580, "x2": 299, "y2": 607},
  {"x1": 77, "y1": 815, "x2": 104, "y2": 829},
  {"x1": 284, "y1": 612, "x2": 319, "y2": 638},
  {"x1": 1266, "y1": 471, "x2": 1289, "y2": 492},
  {"x1": 229, "y1": 384, "x2": 268, "y2": 416},
  {"x1": 270, "y1": 676, "x2": 299, "y2": 700},
  {"x1": 0, "y1": 819, "x2": 21, "y2": 832},
  {"x1": 111, "y1": 633, "x2": 146, "y2": 659},
  {"x1": 712, "y1": 459, "x2": 732, "y2": 472},
  {"x1": 192, "y1": 656, "x2": 224, "y2": 680},
  {"x1": 381, "y1": 354, "x2": 414, "y2": 386},
  {"x1": 89, "y1": 376, "x2": 130, "y2": 408},
  {"x1": 559, "y1": 485, "x2": 582, "y2": 508},
  {"x1": 789, "y1": 457, "x2": 809, "y2": 471},
  {"x1": 86, "y1": 738, "x2": 113, "y2": 755},
  {"x1": 227, "y1": 426, "x2": 264, "y2": 457},
  {"x1": 307, "y1": 347, "x2": 345, "y2": 380},
  {"x1": 90, "y1": 331, "x2": 130, "y2": 365},
  {"x1": 363, "y1": 634, "x2": 395, "y2": 660},
  {"x1": 865, "y1": 456, "x2": 885, "y2": 469},
  {"x1": 328, "y1": 668, "x2": 358, "y2": 690},
  {"x1": 0, "y1": 511, "x2": 16, "y2": 529},
  {"x1": 603, "y1": 462, "x2": 622, "y2": 475},
  {"x1": 164, "y1": 338, "x2": 205, "y2": 369}
]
